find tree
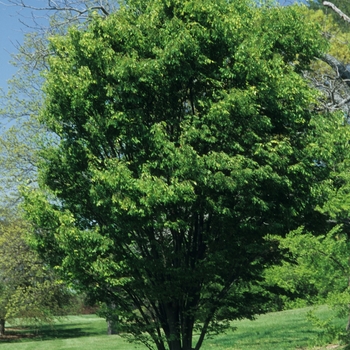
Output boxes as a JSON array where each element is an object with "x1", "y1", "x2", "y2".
[
  {"x1": 22, "y1": 1, "x2": 349, "y2": 350},
  {"x1": 308, "y1": 0, "x2": 350, "y2": 31},
  {"x1": 0, "y1": 209, "x2": 76, "y2": 336}
]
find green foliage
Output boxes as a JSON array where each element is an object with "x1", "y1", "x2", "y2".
[
  {"x1": 261, "y1": 43, "x2": 350, "y2": 337},
  {"x1": 306, "y1": 308, "x2": 350, "y2": 347},
  {"x1": 0, "y1": 209, "x2": 77, "y2": 333},
  {"x1": 306, "y1": 8, "x2": 350, "y2": 63},
  {"x1": 308, "y1": 0, "x2": 350, "y2": 32},
  {"x1": 265, "y1": 222, "x2": 350, "y2": 344},
  {"x1": 265, "y1": 226, "x2": 350, "y2": 306},
  {"x1": 21, "y1": 1, "x2": 349, "y2": 350},
  {"x1": 301, "y1": 7, "x2": 350, "y2": 106}
]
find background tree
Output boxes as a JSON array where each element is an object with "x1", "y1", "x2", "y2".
[
  {"x1": 265, "y1": 226, "x2": 350, "y2": 345},
  {"x1": 0, "y1": 208, "x2": 76, "y2": 336},
  {"x1": 308, "y1": 0, "x2": 350, "y2": 31},
  {"x1": 297, "y1": 6, "x2": 350, "y2": 116},
  {"x1": 21, "y1": 1, "x2": 349, "y2": 350}
]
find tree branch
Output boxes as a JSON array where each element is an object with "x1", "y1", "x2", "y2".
[
  {"x1": 323, "y1": 1, "x2": 350, "y2": 23},
  {"x1": 4, "y1": 0, "x2": 110, "y2": 18},
  {"x1": 320, "y1": 53, "x2": 350, "y2": 87}
]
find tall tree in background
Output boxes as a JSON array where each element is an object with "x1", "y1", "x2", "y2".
[{"x1": 22, "y1": 1, "x2": 350, "y2": 350}]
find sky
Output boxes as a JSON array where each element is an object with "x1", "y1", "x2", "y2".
[
  {"x1": 0, "y1": 1, "x2": 49, "y2": 93},
  {"x1": 0, "y1": 2, "x2": 24, "y2": 91},
  {"x1": 0, "y1": 0, "x2": 306, "y2": 94}
]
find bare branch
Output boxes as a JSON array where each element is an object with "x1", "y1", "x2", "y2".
[
  {"x1": 323, "y1": 1, "x2": 350, "y2": 23},
  {"x1": 321, "y1": 53, "x2": 350, "y2": 87},
  {"x1": 333, "y1": 95, "x2": 350, "y2": 109},
  {"x1": 5, "y1": 0, "x2": 110, "y2": 17}
]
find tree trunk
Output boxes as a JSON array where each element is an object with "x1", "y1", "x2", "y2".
[
  {"x1": 107, "y1": 318, "x2": 118, "y2": 335},
  {"x1": 181, "y1": 318, "x2": 194, "y2": 350},
  {"x1": 165, "y1": 303, "x2": 182, "y2": 350},
  {"x1": 106, "y1": 303, "x2": 118, "y2": 335},
  {"x1": 0, "y1": 319, "x2": 5, "y2": 336},
  {"x1": 346, "y1": 274, "x2": 350, "y2": 331}
]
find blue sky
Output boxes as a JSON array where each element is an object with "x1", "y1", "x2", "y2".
[
  {"x1": 0, "y1": 2, "x2": 24, "y2": 92},
  {"x1": 0, "y1": 1, "x2": 50, "y2": 93}
]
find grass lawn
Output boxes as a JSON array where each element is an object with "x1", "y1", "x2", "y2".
[
  {"x1": 0, "y1": 306, "x2": 347, "y2": 350},
  {"x1": 203, "y1": 306, "x2": 347, "y2": 350}
]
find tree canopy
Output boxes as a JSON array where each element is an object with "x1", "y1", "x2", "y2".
[{"x1": 22, "y1": 1, "x2": 350, "y2": 350}]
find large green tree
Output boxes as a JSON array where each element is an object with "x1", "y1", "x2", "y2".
[{"x1": 22, "y1": 1, "x2": 349, "y2": 349}]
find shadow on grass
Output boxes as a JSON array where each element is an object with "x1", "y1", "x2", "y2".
[{"x1": 0, "y1": 322, "x2": 104, "y2": 343}]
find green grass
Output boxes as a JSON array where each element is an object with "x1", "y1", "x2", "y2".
[
  {"x1": 0, "y1": 306, "x2": 347, "y2": 350},
  {"x1": 202, "y1": 306, "x2": 346, "y2": 350},
  {"x1": 0, "y1": 315, "x2": 130, "y2": 350}
]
